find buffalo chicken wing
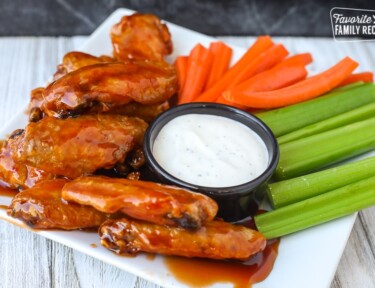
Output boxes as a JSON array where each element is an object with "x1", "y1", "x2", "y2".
[
  {"x1": 99, "y1": 218, "x2": 266, "y2": 260},
  {"x1": 8, "y1": 179, "x2": 109, "y2": 229},
  {"x1": 7, "y1": 115, "x2": 147, "y2": 179},
  {"x1": 106, "y1": 101, "x2": 169, "y2": 123},
  {"x1": 111, "y1": 13, "x2": 172, "y2": 62},
  {"x1": 62, "y1": 176, "x2": 218, "y2": 229},
  {"x1": 42, "y1": 62, "x2": 177, "y2": 118},
  {"x1": 0, "y1": 137, "x2": 54, "y2": 190},
  {"x1": 54, "y1": 51, "x2": 115, "y2": 80},
  {"x1": 28, "y1": 88, "x2": 45, "y2": 122}
]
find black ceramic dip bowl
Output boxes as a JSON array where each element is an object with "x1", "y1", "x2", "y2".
[{"x1": 144, "y1": 103, "x2": 279, "y2": 222}]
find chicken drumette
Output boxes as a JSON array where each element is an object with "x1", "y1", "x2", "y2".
[{"x1": 111, "y1": 13, "x2": 172, "y2": 62}]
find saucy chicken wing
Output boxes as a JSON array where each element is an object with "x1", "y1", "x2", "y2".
[
  {"x1": 53, "y1": 51, "x2": 115, "y2": 80},
  {"x1": 7, "y1": 115, "x2": 147, "y2": 179},
  {"x1": 107, "y1": 101, "x2": 169, "y2": 122},
  {"x1": 30, "y1": 82, "x2": 168, "y2": 123},
  {"x1": 0, "y1": 137, "x2": 54, "y2": 189},
  {"x1": 28, "y1": 88, "x2": 45, "y2": 122},
  {"x1": 111, "y1": 13, "x2": 172, "y2": 62},
  {"x1": 99, "y1": 218, "x2": 266, "y2": 260},
  {"x1": 62, "y1": 176, "x2": 218, "y2": 229},
  {"x1": 42, "y1": 61, "x2": 177, "y2": 118},
  {"x1": 7, "y1": 179, "x2": 109, "y2": 230}
]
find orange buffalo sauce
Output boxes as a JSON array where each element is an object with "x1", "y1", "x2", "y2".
[
  {"x1": 164, "y1": 238, "x2": 279, "y2": 288},
  {"x1": 0, "y1": 185, "x2": 16, "y2": 210},
  {"x1": 0, "y1": 184, "x2": 17, "y2": 198}
]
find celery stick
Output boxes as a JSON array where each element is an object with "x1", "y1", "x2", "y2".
[
  {"x1": 276, "y1": 117, "x2": 375, "y2": 180},
  {"x1": 278, "y1": 102, "x2": 375, "y2": 144},
  {"x1": 255, "y1": 176, "x2": 375, "y2": 239},
  {"x1": 256, "y1": 83, "x2": 375, "y2": 137},
  {"x1": 268, "y1": 156, "x2": 375, "y2": 208},
  {"x1": 332, "y1": 81, "x2": 364, "y2": 92}
]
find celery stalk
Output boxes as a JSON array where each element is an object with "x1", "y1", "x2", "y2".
[
  {"x1": 276, "y1": 117, "x2": 375, "y2": 180},
  {"x1": 278, "y1": 102, "x2": 375, "y2": 144},
  {"x1": 268, "y1": 156, "x2": 375, "y2": 208},
  {"x1": 255, "y1": 176, "x2": 375, "y2": 239},
  {"x1": 332, "y1": 81, "x2": 364, "y2": 92},
  {"x1": 256, "y1": 83, "x2": 375, "y2": 137}
]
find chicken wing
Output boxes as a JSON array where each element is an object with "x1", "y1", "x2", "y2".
[
  {"x1": 42, "y1": 61, "x2": 177, "y2": 118},
  {"x1": 28, "y1": 88, "x2": 45, "y2": 122},
  {"x1": 107, "y1": 101, "x2": 169, "y2": 122},
  {"x1": 99, "y1": 218, "x2": 266, "y2": 260},
  {"x1": 30, "y1": 82, "x2": 168, "y2": 123},
  {"x1": 62, "y1": 176, "x2": 218, "y2": 229},
  {"x1": 53, "y1": 51, "x2": 115, "y2": 80},
  {"x1": 7, "y1": 179, "x2": 109, "y2": 230},
  {"x1": 111, "y1": 13, "x2": 172, "y2": 62},
  {"x1": 7, "y1": 115, "x2": 148, "y2": 179},
  {"x1": 0, "y1": 137, "x2": 54, "y2": 189}
]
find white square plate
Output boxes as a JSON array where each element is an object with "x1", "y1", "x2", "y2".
[{"x1": 0, "y1": 8, "x2": 369, "y2": 288}]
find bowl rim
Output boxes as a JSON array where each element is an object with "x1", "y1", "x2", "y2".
[{"x1": 143, "y1": 102, "x2": 279, "y2": 198}]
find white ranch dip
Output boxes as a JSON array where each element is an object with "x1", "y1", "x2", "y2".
[{"x1": 152, "y1": 114, "x2": 269, "y2": 187}]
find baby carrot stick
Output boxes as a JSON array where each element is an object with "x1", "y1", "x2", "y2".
[
  {"x1": 338, "y1": 72, "x2": 373, "y2": 87},
  {"x1": 204, "y1": 42, "x2": 233, "y2": 90},
  {"x1": 178, "y1": 44, "x2": 213, "y2": 104},
  {"x1": 193, "y1": 36, "x2": 274, "y2": 102},
  {"x1": 223, "y1": 57, "x2": 358, "y2": 109},
  {"x1": 174, "y1": 56, "x2": 188, "y2": 94}
]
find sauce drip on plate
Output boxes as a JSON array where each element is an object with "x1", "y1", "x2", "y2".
[{"x1": 164, "y1": 239, "x2": 279, "y2": 288}]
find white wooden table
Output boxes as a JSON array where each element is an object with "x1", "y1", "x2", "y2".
[{"x1": 0, "y1": 36, "x2": 374, "y2": 288}]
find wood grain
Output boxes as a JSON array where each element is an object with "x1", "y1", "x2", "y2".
[{"x1": 0, "y1": 36, "x2": 374, "y2": 288}]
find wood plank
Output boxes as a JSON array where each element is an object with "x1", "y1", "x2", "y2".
[{"x1": 331, "y1": 214, "x2": 375, "y2": 288}]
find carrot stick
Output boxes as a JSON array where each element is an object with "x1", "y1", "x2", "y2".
[
  {"x1": 228, "y1": 53, "x2": 312, "y2": 93},
  {"x1": 216, "y1": 94, "x2": 247, "y2": 109},
  {"x1": 222, "y1": 65, "x2": 308, "y2": 97},
  {"x1": 223, "y1": 57, "x2": 358, "y2": 109},
  {"x1": 216, "y1": 65, "x2": 307, "y2": 107},
  {"x1": 216, "y1": 53, "x2": 311, "y2": 106},
  {"x1": 226, "y1": 44, "x2": 289, "y2": 89},
  {"x1": 193, "y1": 36, "x2": 274, "y2": 102},
  {"x1": 204, "y1": 42, "x2": 233, "y2": 90},
  {"x1": 338, "y1": 72, "x2": 373, "y2": 87},
  {"x1": 276, "y1": 53, "x2": 313, "y2": 67},
  {"x1": 174, "y1": 56, "x2": 188, "y2": 94},
  {"x1": 178, "y1": 44, "x2": 213, "y2": 104}
]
